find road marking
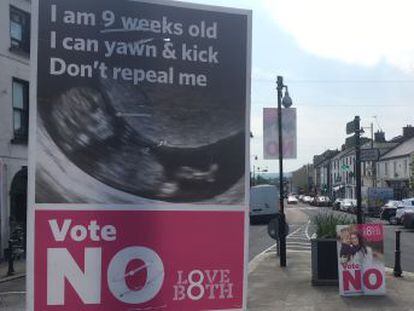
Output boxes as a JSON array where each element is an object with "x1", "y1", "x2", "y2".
[
  {"x1": 0, "y1": 291, "x2": 26, "y2": 295},
  {"x1": 286, "y1": 223, "x2": 312, "y2": 253},
  {"x1": 248, "y1": 226, "x2": 302, "y2": 274},
  {"x1": 286, "y1": 242, "x2": 311, "y2": 247},
  {"x1": 287, "y1": 249, "x2": 312, "y2": 253},
  {"x1": 305, "y1": 220, "x2": 312, "y2": 240},
  {"x1": 297, "y1": 207, "x2": 319, "y2": 211}
]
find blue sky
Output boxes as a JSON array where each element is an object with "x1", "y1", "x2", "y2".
[{"x1": 185, "y1": 0, "x2": 414, "y2": 172}]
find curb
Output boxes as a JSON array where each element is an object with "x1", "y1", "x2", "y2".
[
  {"x1": 385, "y1": 267, "x2": 414, "y2": 279},
  {"x1": 249, "y1": 252, "x2": 414, "y2": 280},
  {"x1": 0, "y1": 273, "x2": 26, "y2": 284}
]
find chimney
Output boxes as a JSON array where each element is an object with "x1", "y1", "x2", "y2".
[
  {"x1": 374, "y1": 131, "x2": 386, "y2": 143},
  {"x1": 403, "y1": 125, "x2": 414, "y2": 139}
]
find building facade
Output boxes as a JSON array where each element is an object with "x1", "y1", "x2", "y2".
[
  {"x1": 313, "y1": 149, "x2": 339, "y2": 197},
  {"x1": 330, "y1": 147, "x2": 356, "y2": 199},
  {"x1": 330, "y1": 132, "x2": 397, "y2": 200},
  {"x1": 0, "y1": 0, "x2": 31, "y2": 255},
  {"x1": 377, "y1": 136, "x2": 414, "y2": 200}
]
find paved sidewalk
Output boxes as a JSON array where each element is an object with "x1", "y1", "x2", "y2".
[
  {"x1": 248, "y1": 250, "x2": 414, "y2": 311},
  {"x1": 0, "y1": 259, "x2": 25, "y2": 283}
]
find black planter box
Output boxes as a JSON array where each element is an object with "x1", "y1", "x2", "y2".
[{"x1": 311, "y1": 238, "x2": 338, "y2": 286}]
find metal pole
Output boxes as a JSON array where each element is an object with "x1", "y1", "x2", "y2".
[
  {"x1": 7, "y1": 240, "x2": 15, "y2": 276},
  {"x1": 370, "y1": 122, "x2": 374, "y2": 149},
  {"x1": 394, "y1": 230, "x2": 402, "y2": 277},
  {"x1": 355, "y1": 116, "x2": 363, "y2": 224},
  {"x1": 277, "y1": 76, "x2": 286, "y2": 267},
  {"x1": 253, "y1": 165, "x2": 255, "y2": 186}
]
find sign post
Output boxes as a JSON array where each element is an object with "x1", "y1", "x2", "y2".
[
  {"x1": 360, "y1": 148, "x2": 380, "y2": 162},
  {"x1": 345, "y1": 116, "x2": 363, "y2": 224},
  {"x1": 28, "y1": 1, "x2": 251, "y2": 310}
]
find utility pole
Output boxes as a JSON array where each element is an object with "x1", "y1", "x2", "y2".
[{"x1": 370, "y1": 122, "x2": 374, "y2": 149}]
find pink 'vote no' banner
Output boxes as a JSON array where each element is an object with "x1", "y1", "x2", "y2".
[{"x1": 34, "y1": 210, "x2": 245, "y2": 310}]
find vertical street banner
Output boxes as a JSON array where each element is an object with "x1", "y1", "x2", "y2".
[
  {"x1": 28, "y1": 1, "x2": 251, "y2": 310},
  {"x1": 337, "y1": 224, "x2": 386, "y2": 296},
  {"x1": 263, "y1": 108, "x2": 297, "y2": 159}
]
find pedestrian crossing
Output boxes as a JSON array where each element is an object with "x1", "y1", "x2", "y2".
[{"x1": 286, "y1": 223, "x2": 311, "y2": 252}]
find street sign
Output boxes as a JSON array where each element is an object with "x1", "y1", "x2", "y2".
[
  {"x1": 360, "y1": 148, "x2": 380, "y2": 162},
  {"x1": 267, "y1": 215, "x2": 290, "y2": 240},
  {"x1": 346, "y1": 117, "x2": 360, "y2": 135},
  {"x1": 341, "y1": 164, "x2": 350, "y2": 171},
  {"x1": 345, "y1": 134, "x2": 357, "y2": 147}
]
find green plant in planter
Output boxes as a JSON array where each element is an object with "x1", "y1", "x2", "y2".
[{"x1": 311, "y1": 212, "x2": 356, "y2": 239}]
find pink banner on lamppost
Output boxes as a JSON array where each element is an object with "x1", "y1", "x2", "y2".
[{"x1": 263, "y1": 108, "x2": 297, "y2": 159}]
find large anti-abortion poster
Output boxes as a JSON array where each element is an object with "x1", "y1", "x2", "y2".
[
  {"x1": 337, "y1": 224, "x2": 386, "y2": 296},
  {"x1": 28, "y1": 0, "x2": 251, "y2": 310}
]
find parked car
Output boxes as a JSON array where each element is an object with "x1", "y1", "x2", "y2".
[
  {"x1": 249, "y1": 185, "x2": 279, "y2": 222},
  {"x1": 340, "y1": 199, "x2": 356, "y2": 213},
  {"x1": 362, "y1": 187, "x2": 394, "y2": 217},
  {"x1": 333, "y1": 198, "x2": 343, "y2": 210},
  {"x1": 303, "y1": 196, "x2": 313, "y2": 204},
  {"x1": 379, "y1": 200, "x2": 402, "y2": 221},
  {"x1": 299, "y1": 194, "x2": 305, "y2": 202},
  {"x1": 403, "y1": 209, "x2": 414, "y2": 228},
  {"x1": 287, "y1": 195, "x2": 298, "y2": 204},
  {"x1": 393, "y1": 198, "x2": 414, "y2": 225},
  {"x1": 315, "y1": 196, "x2": 331, "y2": 207}
]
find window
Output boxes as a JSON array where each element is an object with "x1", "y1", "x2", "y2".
[
  {"x1": 385, "y1": 162, "x2": 388, "y2": 176},
  {"x1": 393, "y1": 161, "x2": 397, "y2": 176},
  {"x1": 12, "y1": 78, "x2": 29, "y2": 142},
  {"x1": 404, "y1": 159, "x2": 408, "y2": 176},
  {"x1": 10, "y1": 6, "x2": 31, "y2": 54}
]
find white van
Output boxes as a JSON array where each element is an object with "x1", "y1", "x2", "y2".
[{"x1": 250, "y1": 185, "x2": 279, "y2": 221}]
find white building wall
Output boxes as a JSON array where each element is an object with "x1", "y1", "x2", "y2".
[{"x1": 377, "y1": 156, "x2": 411, "y2": 185}]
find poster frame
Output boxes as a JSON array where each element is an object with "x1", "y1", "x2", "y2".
[{"x1": 27, "y1": 0, "x2": 252, "y2": 310}]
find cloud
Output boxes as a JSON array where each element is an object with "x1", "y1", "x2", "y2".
[{"x1": 264, "y1": 0, "x2": 414, "y2": 73}]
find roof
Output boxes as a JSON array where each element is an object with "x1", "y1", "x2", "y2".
[
  {"x1": 313, "y1": 149, "x2": 339, "y2": 166},
  {"x1": 380, "y1": 136, "x2": 414, "y2": 160}
]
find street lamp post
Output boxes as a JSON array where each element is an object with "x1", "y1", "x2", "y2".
[
  {"x1": 251, "y1": 155, "x2": 258, "y2": 186},
  {"x1": 276, "y1": 76, "x2": 292, "y2": 267}
]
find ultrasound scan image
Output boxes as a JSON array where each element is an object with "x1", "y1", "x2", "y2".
[
  {"x1": 35, "y1": 0, "x2": 248, "y2": 205},
  {"x1": 36, "y1": 80, "x2": 246, "y2": 204}
]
